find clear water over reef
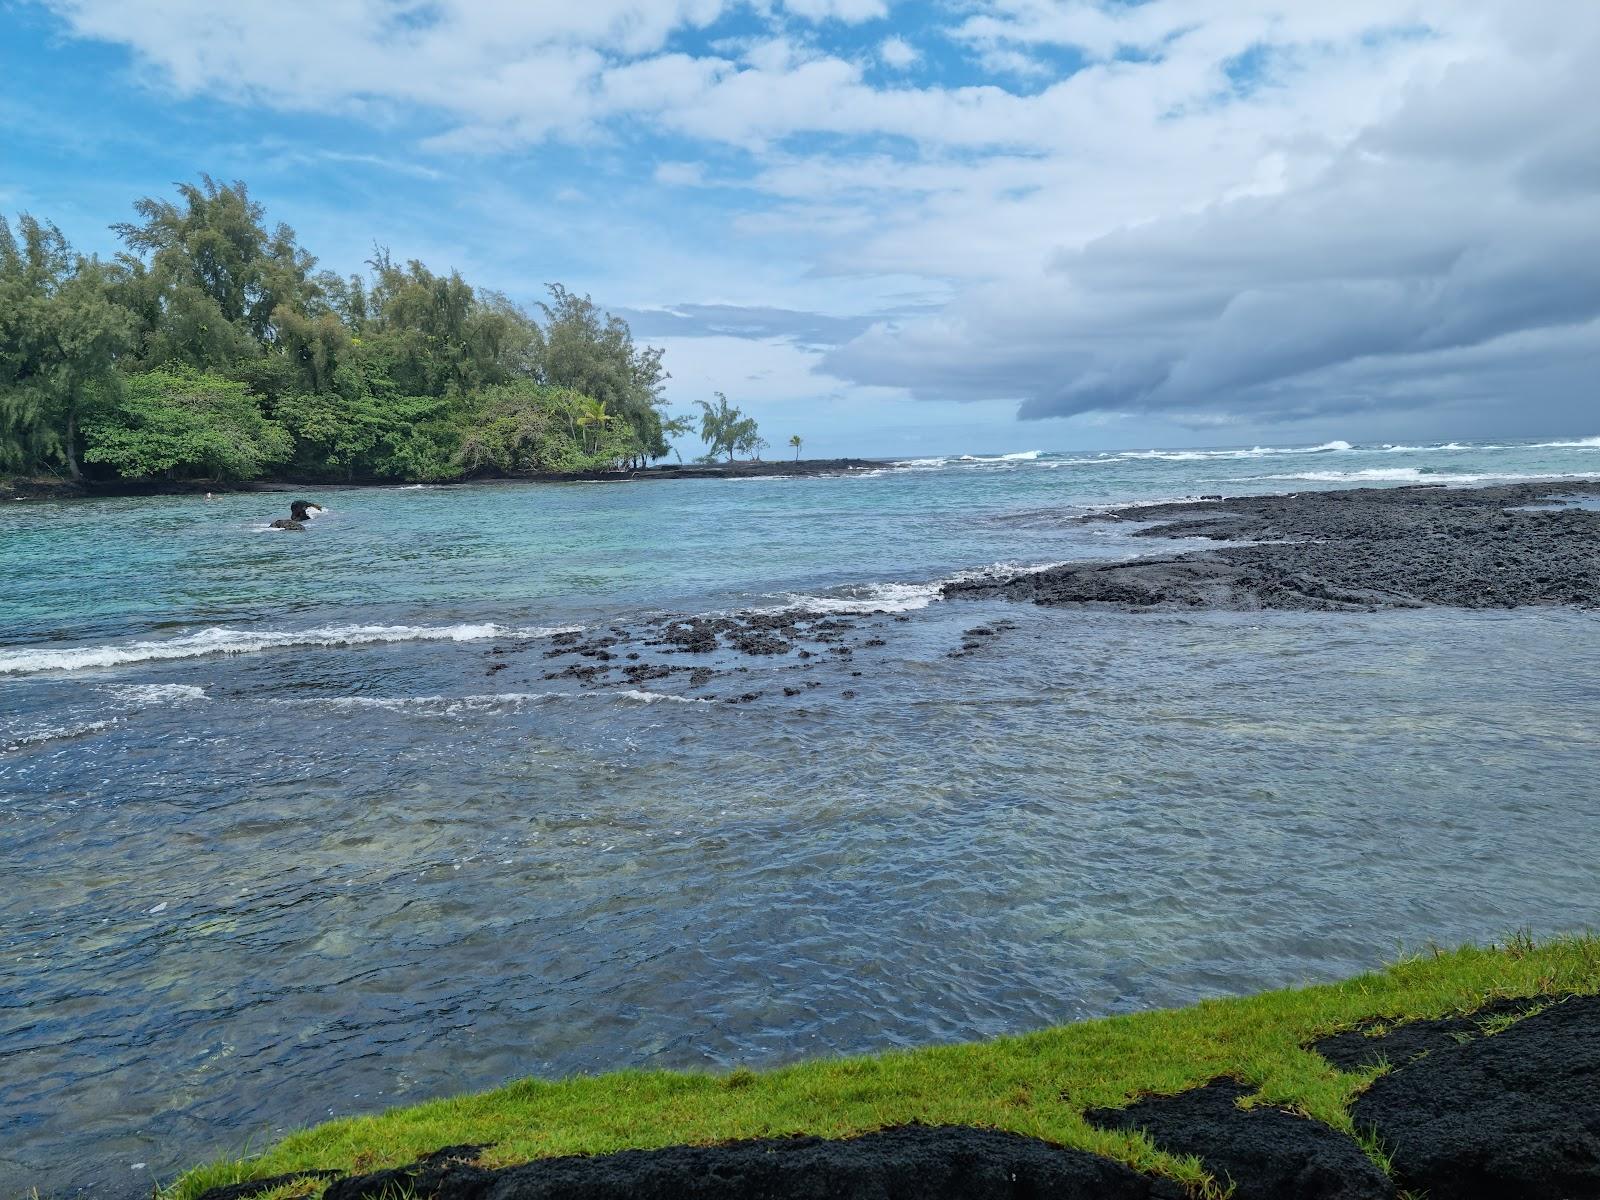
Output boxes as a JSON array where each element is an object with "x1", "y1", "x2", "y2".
[{"x1": 4, "y1": 436, "x2": 1599, "y2": 1196}]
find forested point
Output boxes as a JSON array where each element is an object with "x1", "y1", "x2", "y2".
[{"x1": 0, "y1": 177, "x2": 773, "y2": 486}]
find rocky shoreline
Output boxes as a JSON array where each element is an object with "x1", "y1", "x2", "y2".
[
  {"x1": 192, "y1": 993, "x2": 1600, "y2": 1200},
  {"x1": 947, "y1": 482, "x2": 1600, "y2": 612},
  {"x1": 473, "y1": 482, "x2": 1600, "y2": 706},
  {"x1": 0, "y1": 459, "x2": 886, "y2": 500}
]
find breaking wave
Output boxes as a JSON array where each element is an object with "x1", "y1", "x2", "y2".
[
  {"x1": 1253, "y1": 468, "x2": 1600, "y2": 485},
  {"x1": 1115, "y1": 441, "x2": 1354, "y2": 462},
  {"x1": 2, "y1": 719, "x2": 117, "y2": 753},
  {"x1": 307, "y1": 689, "x2": 713, "y2": 714},
  {"x1": 0, "y1": 623, "x2": 576, "y2": 676}
]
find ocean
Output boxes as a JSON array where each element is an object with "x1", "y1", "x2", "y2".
[{"x1": 4, "y1": 435, "x2": 1600, "y2": 1196}]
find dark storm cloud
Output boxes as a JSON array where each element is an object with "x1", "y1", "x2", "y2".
[{"x1": 820, "y1": 12, "x2": 1600, "y2": 433}]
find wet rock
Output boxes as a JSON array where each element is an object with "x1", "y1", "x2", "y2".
[
  {"x1": 1086, "y1": 1078, "x2": 1392, "y2": 1200},
  {"x1": 730, "y1": 632, "x2": 792, "y2": 655},
  {"x1": 945, "y1": 483, "x2": 1600, "y2": 612},
  {"x1": 195, "y1": 1170, "x2": 341, "y2": 1200},
  {"x1": 1351, "y1": 994, "x2": 1600, "y2": 1199},
  {"x1": 329, "y1": 1126, "x2": 1183, "y2": 1200},
  {"x1": 268, "y1": 518, "x2": 306, "y2": 532},
  {"x1": 1310, "y1": 996, "x2": 1551, "y2": 1072}
]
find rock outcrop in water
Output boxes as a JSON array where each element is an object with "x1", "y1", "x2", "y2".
[
  {"x1": 945, "y1": 482, "x2": 1600, "y2": 612},
  {"x1": 269, "y1": 499, "x2": 323, "y2": 532}
]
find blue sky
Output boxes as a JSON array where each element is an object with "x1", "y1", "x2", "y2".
[{"x1": 3, "y1": 1, "x2": 1596, "y2": 457}]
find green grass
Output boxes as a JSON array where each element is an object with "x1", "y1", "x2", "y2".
[{"x1": 162, "y1": 934, "x2": 1600, "y2": 1199}]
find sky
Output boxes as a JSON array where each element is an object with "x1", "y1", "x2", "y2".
[{"x1": 2, "y1": 0, "x2": 1596, "y2": 458}]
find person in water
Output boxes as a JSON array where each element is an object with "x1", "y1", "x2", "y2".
[{"x1": 269, "y1": 499, "x2": 324, "y2": 531}]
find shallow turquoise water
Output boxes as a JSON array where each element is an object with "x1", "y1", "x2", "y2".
[{"x1": 2, "y1": 436, "x2": 1599, "y2": 1196}]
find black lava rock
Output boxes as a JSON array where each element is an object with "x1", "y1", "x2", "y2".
[
  {"x1": 1310, "y1": 996, "x2": 1551, "y2": 1072},
  {"x1": 327, "y1": 1126, "x2": 1184, "y2": 1200},
  {"x1": 1085, "y1": 1078, "x2": 1393, "y2": 1200},
  {"x1": 195, "y1": 1171, "x2": 340, "y2": 1200},
  {"x1": 1351, "y1": 994, "x2": 1600, "y2": 1199},
  {"x1": 944, "y1": 482, "x2": 1600, "y2": 612},
  {"x1": 323, "y1": 1145, "x2": 491, "y2": 1200}
]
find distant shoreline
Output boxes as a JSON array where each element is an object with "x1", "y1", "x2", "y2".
[{"x1": 0, "y1": 458, "x2": 890, "y2": 501}]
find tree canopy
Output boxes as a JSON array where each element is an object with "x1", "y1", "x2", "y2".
[{"x1": 0, "y1": 179, "x2": 700, "y2": 484}]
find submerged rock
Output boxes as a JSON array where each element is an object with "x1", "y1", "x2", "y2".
[{"x1": 1085, "y1": 1078, "x2": 1393, "y2": 1200}]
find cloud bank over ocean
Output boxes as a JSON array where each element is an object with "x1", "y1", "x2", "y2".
[{"x1": 10, "y1": 0, "x2": 1596, "y2": 449}]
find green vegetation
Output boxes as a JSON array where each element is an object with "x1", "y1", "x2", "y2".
[
  {"x1": 695, "y1": 391, "x2": 763, "y2": 464},
  {"x1": 162, "y1": 934, "x2": 1600, "y2": 1199},
  {"x1": 0, "y1": 177, "x2": 771, "y2": 486}
]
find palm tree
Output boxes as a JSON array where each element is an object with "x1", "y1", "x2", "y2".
[
  {"x1": 788, "y1": 434, "x2": 802, "y2": 461},
  {"x1": 575, "y1": 396, "x2": 614, "y2": 451}
]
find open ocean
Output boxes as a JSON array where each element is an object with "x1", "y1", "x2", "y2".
[{"x1": 4, "y1": 436, "x2": 1600, "y2": 1196}]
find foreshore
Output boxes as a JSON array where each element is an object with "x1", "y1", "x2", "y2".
[
  {"x1": 162, "y1": 936, "x2": 1600, "y2": 1200},
  {"x1": 948, "y1": 481, "x2": 1600, "y2": 612},
  {"x1": 0, "y1": 459, "x2": 886, "y2": 500}
]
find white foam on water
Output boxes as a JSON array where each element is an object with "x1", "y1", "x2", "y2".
[
  {"x1": 2, "y1": 719, "x2": 117, "y2": 753},
  {"x1": 1254, "y1": 468, "x2": 1600, "y2": 484},
  {"x1": 615, "y1": 689, "x2": 715, "y2": 705},
  {"x1": 770, "y1": 557, "x2": 1095, "y2": 616},
  {"x1": 101, "y1": 683, "x2": 209, "y2": 706},
  {"x1": 0, "y1": 623, "x2": 577, "y2": 676},
  {"x1": 1531, "y1": 436, "x2": 1600, "y2": 449},
  {"x1": 1117, "y1": 440, "x2": 1353, "y2": 462},
  {"x1": 955, "y1": 450, "x2": 1045, "y2": 463},
  {"x1": 312, "y1": 692, "x2": 559, "y2": 714},
  {"x1": 765, "y1": 581, "x2": 944, "y2": 614},
  {"x1": 305, "y1": 688, "x2": 713, "y2": 714}
]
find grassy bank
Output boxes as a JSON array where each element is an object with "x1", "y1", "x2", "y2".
[{"x1": 164, "y1": 934, "x2": 1600, "y2": 1199}]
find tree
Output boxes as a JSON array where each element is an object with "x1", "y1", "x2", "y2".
[
  {"x1": 575, "y1": 396, "x2": 614, "y2": 451},
  {"x1": 84, "y1": 368, "x2": 291, "y2": 480},
  {"x1": 2, "y1": 180, "x2": 682, "y2": 488},
  {"x1": 113, "y1": 176, "x2": 319, "y2": 370},
  {"x1": 0, "y1": 216, "x2": 134, "y2": 478},
  {"x1": 535, "y1": 284, "x2": 668, "y2": 454},
  {"x1": 659, "y1": 412, "x2": 694, "y2": 463},
  {"x1": 696, "y1": 391, "x2": 761, "y2": 463},
  {"x1": 736, "y1": 428, "x2": 766, "y2": 461},
  {"x1": 788, "y1": 434, "x2": 802, "y2": 461}
]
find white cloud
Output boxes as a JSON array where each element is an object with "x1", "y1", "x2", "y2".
[
  {"x1": 32, "y1": 0, "x2": 1600, "y2": 437},
  {"x1": 779, "y1": 0, "x2": 888, "y2": 22},
  {"x1": 878, "y1": 35, "x2": 919, "y2": 70}
]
